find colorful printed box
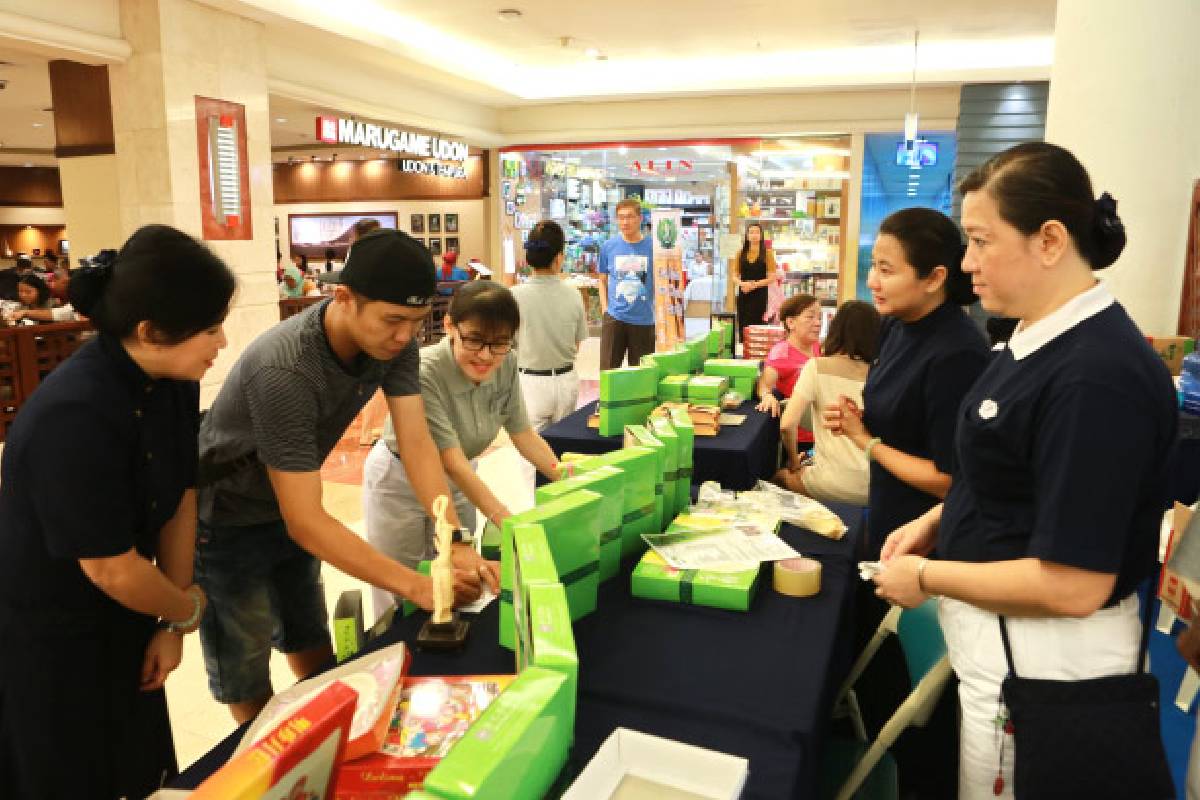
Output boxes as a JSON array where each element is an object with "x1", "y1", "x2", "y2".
[
  {"x1": 598, "y1": 365, "x2": 659, "y2": 436},
  {"x1": 499, "y1": 492, "x2": 601, "y2": 650},
  {"x1": 703, "y1": 358, "x2": 759, "y2": 398},
  {"x1": 420, "y1": 667, "x2": 573, "y2": 800},
  {"x1": 535, "y1": 466, "x2": 625, "y2": 582},
  {"x1": 622, "y1": 425, "x2": 667, "y2": 536},
  {"x1": 334, "y1": 675, "x2": 516, "y2": 799},
  {"x1": 195, "y1": 681, "x2": 357, "y2": 800},
  {"x1": 658, "y1": 374, "x2": 730, "y2": 405},
  {"x1": 630, "y1": 550, "x2": 762, "y2": 612},
  {"x1": 573, "y1": 447, "x2": 658, "y2": 559}
]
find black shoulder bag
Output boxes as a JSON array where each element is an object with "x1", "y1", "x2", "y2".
[{"x1": 998, "y1": 596, "x2": 1174, "y2": 799}]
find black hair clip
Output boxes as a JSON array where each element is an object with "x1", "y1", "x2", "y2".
[{"x1": 1094, "y1": 192, "x2": 1123, "y2": 233}]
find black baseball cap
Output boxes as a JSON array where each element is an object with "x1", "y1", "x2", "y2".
[{"x1": 319, "y1": 228, "x2": 436, "y2": 306}]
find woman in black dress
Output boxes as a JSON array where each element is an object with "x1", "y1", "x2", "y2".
[
  {"x1": 0, "y1": 225, "x2": 236, "y2": 798},
  {"x1": 733, "y1": 222, "x2": 777, "y2": 349}
]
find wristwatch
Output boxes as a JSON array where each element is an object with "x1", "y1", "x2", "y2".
[{"x1": 452, "y1": 527, "x2": 476, "y2": 545}]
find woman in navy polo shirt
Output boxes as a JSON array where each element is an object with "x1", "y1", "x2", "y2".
[
  {"x1": 829, "y1": 207, "x2": 989, "y2": 557},
  {"x1": 0, "y1": 226, "x2": 236, "y2": 797},
  {"x1": 872, "y1": 143, "x2": 1177, "y2": 798}
]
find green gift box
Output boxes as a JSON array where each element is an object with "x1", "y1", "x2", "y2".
[
  {"x1": 658, "y1": 374, "x2": 729, "y2": 405},
  {"x1": 400, "y1": 559, "x2": 432, "y2": 617},
  {"x1": 535, "y1": 466, "x2": 625, "y2": 582},
  {"x1": 640, "y1": 348, "x2": 691, "y2": 382},
  {"x1": 499, "y1": 491, "x2": 601, "y2": 650},
  {"x1": 716, "y1": 319, "x2": 735, "y2": 357},
  {"x1": 503, "y1": 523, "x2": 553, "y2": 653},
  {"x1": 420, "y1": 667, "x2": 572, "y2": 800},
  {"x1": 574, "y1": 447, "x2": 658, "y2": 559},
  {"x1": 668, "y1": 407, "x2": 695, "y2": 513},
  {"x1": 598, "y1": 366, "x2": 658, "y2": 436},
  {"x1": 706, "y1": 325, "x2": 723, "y2": 357},
  {"x1": 648, "y1": 417, "x2": 681, "y2": 522},
  {"x1": 481, "y1": 521, "x2": 502, "y2": 561},
  {"x1": 685, "y1": 335, "x2": 708, "y2": 373},
  {"x1": 523, "y1": 582, "x2": 578, "y2": 730},
  {"x1": 630, "y1": 549, "x2": 762, "y2": 612},
  {"x1": 703, "y1": 358, "x2": 760, "y2": 398},
  {"x1": 622, "y1": 425, "x2": 666, "y2": 537}
]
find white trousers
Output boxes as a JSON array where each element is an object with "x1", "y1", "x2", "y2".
[
  {"x1": 362, "y1": 439, "x2": 477, "y2": 623},
  {"x1": 519, "y1": 369, "x2": 580, "y2": 432},
  {"x1": 938, "y1": 594, "x2": 1142, "y2": 800}
]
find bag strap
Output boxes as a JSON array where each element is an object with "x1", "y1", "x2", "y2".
[{"x1": 998, "y1": 588, "x2": 1154, "y2": 679}]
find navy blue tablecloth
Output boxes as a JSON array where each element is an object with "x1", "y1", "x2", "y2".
[
  {"x1": 542, "y1": 399, "x2": 780, "y2": 491},
  {"x1": 176, "y1": 507, "x2": 865, "y2": 800}
]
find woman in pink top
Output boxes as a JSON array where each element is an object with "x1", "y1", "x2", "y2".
[{"x1": 756, "y1": 294, "x2": 822, "y2": 444}]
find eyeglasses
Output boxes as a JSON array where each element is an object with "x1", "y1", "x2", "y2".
[{"x1": 455, "y1": 327, "x2": 515, "y2": 355}]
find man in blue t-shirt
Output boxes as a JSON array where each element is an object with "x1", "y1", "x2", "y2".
[{"x1": 597, "y1": 197, "x2": 656, "y2": 369}]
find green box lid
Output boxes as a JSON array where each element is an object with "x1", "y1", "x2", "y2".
[
  {"x1": 527, "y1": 582, "x2": 578, "y2": 708},
  {"x1": 599, "y1": 365, "x2": 659, "y2": 403},
  {"x1": 536, "y1": 467, "x2": 624, "y2": 582},
  {"x1": 421, "y1": 667, "x2": 571, "y2": 800},
  {"x1": 575, "y1": 447, "x2": 656, "y2": 509}
]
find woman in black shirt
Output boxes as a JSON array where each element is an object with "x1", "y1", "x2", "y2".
[
  {"x1": 872, "y1": 143, "x2": 1176, "y2": 798},
  {"x1": 733, "y1": 222, "x2": 777, "y2": 348},
  {"x1": 0, "y1": 225, "x2": 236, "y2": 798},
  {"x1": 828, "y1": 208, "x2": 988, "y2": 557}
]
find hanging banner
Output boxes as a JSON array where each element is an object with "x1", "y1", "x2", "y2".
[{"x1": 651, "y1": 208, "x2": 685, "y2": 350}]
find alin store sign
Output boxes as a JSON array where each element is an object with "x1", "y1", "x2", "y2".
[{"x1": 315, "y1": 116, "x2": 470, "y2": 179}]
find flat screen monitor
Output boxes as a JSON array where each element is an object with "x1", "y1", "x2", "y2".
[{"x1": 896, "y1": 140, "x2": 938, "y2": 167}]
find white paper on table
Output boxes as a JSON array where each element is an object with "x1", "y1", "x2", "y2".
[
  {"x1": 458, "y1": 587, "x2": 497, "y2": 614},
  {"x1": 641, "y1": 529, "x2": 800, "y2": 571}
]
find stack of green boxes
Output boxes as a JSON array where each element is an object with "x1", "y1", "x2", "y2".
[
  {"x1": 703, "y1": 358, "x2": 760, "y2": 398},
  {"x1": 658, "y1": 374, "x2": 729, "y2": 405},
  {"x1": 512, "y1": 525, "x2": 578, "y2": 718},
  {"x1": 640, "y1": 348, "x2": 692, "y2": 382},
  {"x1": 419, "y1": 666, "x2": 573, "y2": 800},
  {"x1": 534, "y1": 465, "x2": 625, "y2": 582},
  {"x1": 621, "y1": 425, "x2": 667, "y2": 537},
  {"x1": 573, "y1": 446, "x2": 659, "y2": 558},
  {"x1": 630, "y1": 549, "x2": 763, "y2": 612},
  {"x1": 648, "y1": 417, "x2": 681, "y2": 522},
  {"x1": 598, "y1": 365, "x2": 658, "y2": 436},
  {"x1": 499, "y1": 491, "x2": 601, "y2": 650},
  {"x1": 684, "y1": 334, "x2": 708, "y2": 373},
  {"x1": 668, "y1": 407, "x2": 694, "y2": 513}
]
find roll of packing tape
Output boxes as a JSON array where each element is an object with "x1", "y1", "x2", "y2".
[{"x1": 774, "y1": 557, "x2": 822, "y2": 597}]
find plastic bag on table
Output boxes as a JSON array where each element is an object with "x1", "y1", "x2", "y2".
[{"x1": 747, "y1": 480, "x2": 847, "y2": 540}]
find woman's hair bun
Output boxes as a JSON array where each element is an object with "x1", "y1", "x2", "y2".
[
  {"x1": 1090, "y1": 192, "x2": 1126, "y2": 270},
  {"x1": 67, "y1": 250, "x2": 118, "y2": 317}
]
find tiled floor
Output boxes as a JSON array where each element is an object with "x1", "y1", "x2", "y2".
[{"x1": 165, "y1": 336, "x2": 602, "y2": 769}]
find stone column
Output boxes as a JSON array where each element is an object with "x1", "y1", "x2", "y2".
[{"x1": 108, "y1": 0, "x2": 278, "y2": 401}]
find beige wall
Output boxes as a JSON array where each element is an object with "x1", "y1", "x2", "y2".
[
  {"x1": 0, "y1": 207, "x2": 67, "y2": 226},
  {"x1": 275, "y1": 199, "x2": 488, "y2": 266},
  {"x1": 497, "y1": 87, "x2": 960, "y2": 144},
  {"x1": 1046, "y1": 0, "x2": 1200, "y2": 335},
  {"x1": 57, "y1": 155, "x2": 121, "y2": 262}
]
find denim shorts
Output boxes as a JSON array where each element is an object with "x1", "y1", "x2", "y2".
[{"x1": 194, "y1": 519, "x2": 330, "y2": 704}]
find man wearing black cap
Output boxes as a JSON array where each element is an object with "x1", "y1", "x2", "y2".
[{"x1": 194, "y1": 228, "x2": 498, "y2": 723}]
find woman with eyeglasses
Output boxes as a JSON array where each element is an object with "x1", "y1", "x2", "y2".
[{"x1": 362, "y1": 280, "x2": 563, "y2": 614}]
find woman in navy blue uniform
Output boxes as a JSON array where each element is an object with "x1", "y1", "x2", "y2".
[
  {"x1": 0, "y1": 225, "x2": 236, "y2": 798},
  {"x1": 872, "y1": 143, "x2": 1177, "y2": 798},
  {"x1": 829, "y1": 208, "x2": 989, "y2": 558}
]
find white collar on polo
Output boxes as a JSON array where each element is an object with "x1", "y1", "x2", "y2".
[{"x1": 1007, "y1": 281, "x2": 1115, "y2": 361}]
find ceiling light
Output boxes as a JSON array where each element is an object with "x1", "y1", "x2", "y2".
[
  {"x1": 618, "y1": 145, "x2": 628, "y2": 155},
  {"x1": 275, "y1": 117, "x2": 287, "y2": 124},
  {"x1": 497, "y1": 8, "x2": 522, "y2": 20},
  {"x1": 23, "y1": 162, "x2": 32, "y2": 168},
  {"x1": 584, "y1": 47, "x2": 599, "y2": 59},
  {"x1": 31, "y1": 122, "x2": 43, "y2": 128}
]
